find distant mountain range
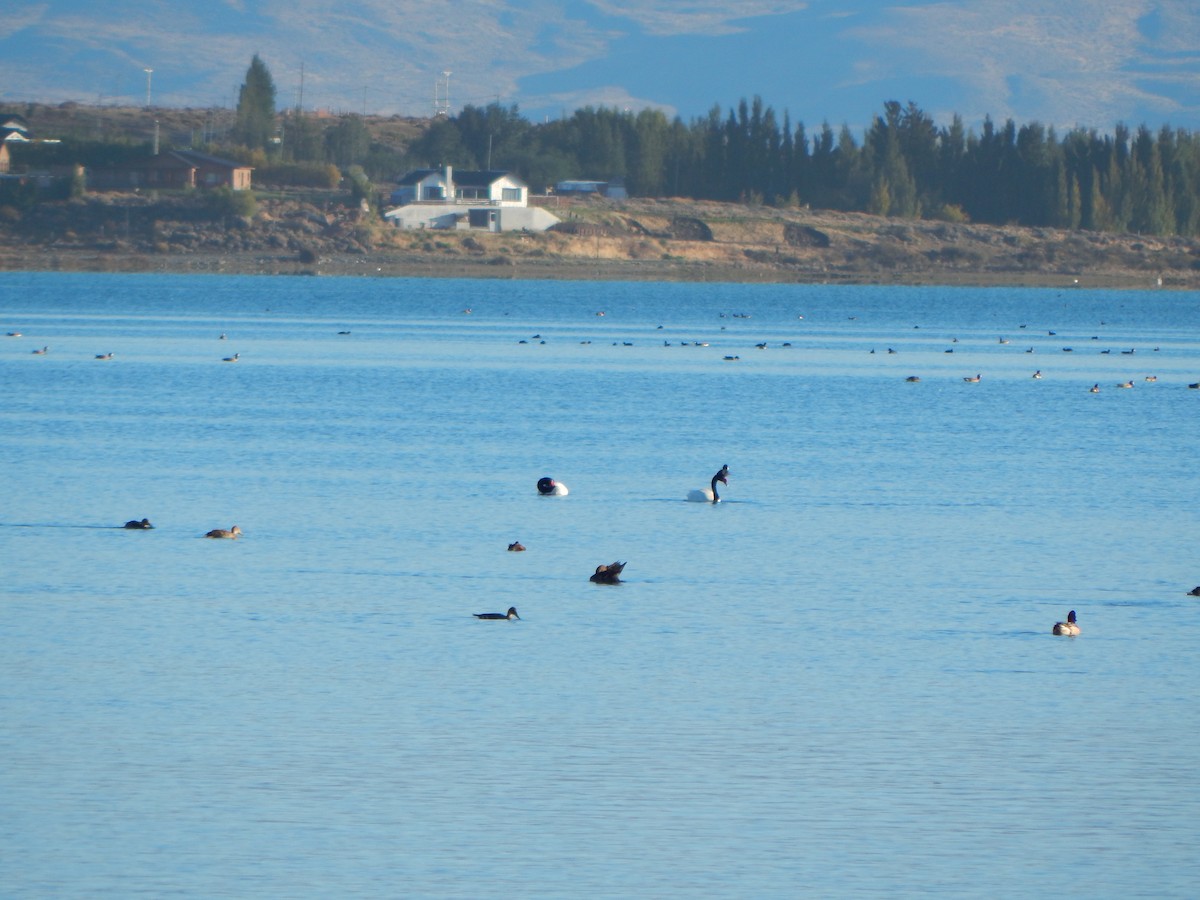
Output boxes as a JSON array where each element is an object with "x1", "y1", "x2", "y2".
[{"x1": 3, "y1": 1, "x2": 1199, "y2": 133}]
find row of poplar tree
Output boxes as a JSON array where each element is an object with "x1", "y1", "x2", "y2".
[{"x1": 235, "y1": 56, "x2": 1200, "y2": 236}]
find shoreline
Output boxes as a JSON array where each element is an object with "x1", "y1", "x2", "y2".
[{"x1": 0, "y1": 248, "x2": 1184, "y2": 291}]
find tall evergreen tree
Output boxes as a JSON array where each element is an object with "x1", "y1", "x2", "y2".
[{"x1": 234, "y1": 55, "x2": 277, "y2": 150}]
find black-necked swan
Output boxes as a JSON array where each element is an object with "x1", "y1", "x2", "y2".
[
  {"x1": 688, "y1": 465, "x2": 729, "y2": 503},
  {"x1": 537, "y1": 477, "x2": 568, "y2": 496}
]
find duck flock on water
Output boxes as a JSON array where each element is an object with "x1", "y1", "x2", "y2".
[
  {"x1": 7, "y1": 320, "x2": 1196, "y2": 627},
  {"x1": 120, "y1": 464, "x2": 1191, "y2": 633}
]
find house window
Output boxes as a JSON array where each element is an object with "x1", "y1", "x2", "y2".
[
  {"x1": 422, "y1": 186, "x2": 444, "y2": 200},
  {"x1": 502, "y1": 188, "x2": 522, "y2": 202}
]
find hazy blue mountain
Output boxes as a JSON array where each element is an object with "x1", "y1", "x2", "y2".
[{"x1": 2, "y1": 1, "x2": 1197, "y2": 133}]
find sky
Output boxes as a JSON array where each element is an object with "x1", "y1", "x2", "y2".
[{"x1": 2, "y1": 1, "x2": 1199, "y2": 135}]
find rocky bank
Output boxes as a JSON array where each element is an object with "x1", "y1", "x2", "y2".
[{"x1": 2, "y1": 191, "x2": 1198, "y2": 288}]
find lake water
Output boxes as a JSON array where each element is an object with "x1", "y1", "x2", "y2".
[{"x1": 2, "y1": 272, "x2": 1199, "y2": 898}]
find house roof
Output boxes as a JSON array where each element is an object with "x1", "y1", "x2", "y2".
[
  {"x1": 119, "y1": 150, "x2": 252, "y2": 172},
  {"x1": 0, "y1": 113, "x2": 30, "y2": 132},
  {"x1": 397, "y1": 168, "x2": 522, "y2": 188},
  {"x1": 169, "y1": 149, "x2": 252, "y2": 170}
]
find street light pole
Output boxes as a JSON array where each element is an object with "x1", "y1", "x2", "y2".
[{"x1": 143, "y1": 68, "x2": 153, "y2": 107}]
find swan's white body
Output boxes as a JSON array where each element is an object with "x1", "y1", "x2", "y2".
[
  {"x1": 537, "y1": 477, "x2": 569, "y2": 496},
  {"x1": 688, "y1": 465, "x2": 730, "y2": 503}
]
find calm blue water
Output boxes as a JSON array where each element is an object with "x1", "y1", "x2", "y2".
[{"x1": 2, "y1": 272, "x2": 1199, "y2": 898}]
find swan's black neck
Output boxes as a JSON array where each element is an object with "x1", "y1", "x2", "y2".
[{"x1": 710, "y1": 476, "x2": 721, "y2": 502}]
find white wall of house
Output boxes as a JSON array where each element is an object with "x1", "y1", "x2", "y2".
[{"x1": 384, "y1": 203, "x2": 559, "y2": 232}]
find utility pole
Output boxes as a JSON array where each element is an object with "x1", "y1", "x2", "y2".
[
  {"x1": 434, "y1": 71, "x2": 451, "y2": 117},
  {"x1": 143, "y1": 68, "x2": 153, "y2": 107}
]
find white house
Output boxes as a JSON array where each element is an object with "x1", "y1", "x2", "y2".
[
  {"x1": 392, "y1": 166, "x2": 528, "y2": 206},
  {"x1": 385, "y1": 165, "x2": 560, "y2": 232}
]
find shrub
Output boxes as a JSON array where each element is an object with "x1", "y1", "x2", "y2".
[{"x1": 207, "y1": 186, "x2": 258, "y2": 220}]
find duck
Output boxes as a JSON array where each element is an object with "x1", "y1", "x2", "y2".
[
  {"x1": 474, "y1": 606, "x2": 520, "y2": 620},
  {"x1": 95, "y1": 352, "x2": 114, "y2": 360},
  {"x1": 1188, "y1": 383, "x2": 1199, "y2": 389},
  {"x1": 688, "y1": 464, "x2": 729, "y2": 503},
  {"x1": 963, "y1": 374, "x2": 981, "y2": 383},
  {"x1": 1052, "y1": 610, "x2": 1081, "y2": 636},
  {"x1": 222, "y1": 352, "x2": 240, "y2": 362},
  {"x1": 905, "y1": 376, "x2": 921, "y2": 382},
  {"x1": 507, "y1": 541, "x2": 526, "y2": 552},
  {"x1": 1117, "y1": 380, "x2": 1134, "y2": 389},
  {"x1": 590, "y1": 561, "x2": 626, "y2": 584},
  {"x1": 31, "y1": 346, "x2": 48, "y2": 355},
  {"x1": 1188, "y1": 586, "x2": 1200, "y2": 597},
  {"x1": 537, "y1": 476, "x2": 568, "y2": 496},
  {"x1": 1032, "y1": 370, "x2": 1042, "y2": 379},
  {"x1": 123, "y1": 518, "x2": 154, "y2": 529},
  {"x1": 1090, "y1": 384, "x2": 1101, "y2": 393},
  {"x1": 1144, "y1": 375, "x2": 1157, "y2": 382},
  {"x1": 204, "y1": 525, "x2": 242, "y2": 539}
]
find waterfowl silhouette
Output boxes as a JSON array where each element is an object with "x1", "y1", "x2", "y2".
[
  {"x1": 963, "y1": 374, "x2": 981, "y2": 383},
  {"x1": 474, "y1": 607, "x2": 520, "y2": 620},
  {"x1": 1117, "y1": 380, "x2": 1134, "y2": 389},
  {"x1": 590, "y1": 561, "x2": 626, "y2": 584},
  {"x1": 222, "y1": 352, "x2": 240, "y2": 362},
  {"x1": 1188, "y1": 383, "x2": 1199, "y2": 389},
  {"x1": 537, "y1": 477, "x2": 568, "y2": 496},
  {"x1": 507, "y1": 541, "x2": 526, "y2": 552},
  {"x1": 204, "y1": 525, "x2": 242, "y2": 539},
  {"x1": 1090, "y1": 384, "x2": 1101, "y2": 393},
  {"x1": 688, "y1": 465, "x2": 729, "y2": 503},
  {"x1": 123, "y1": 518, "x2": 154, "y2": 529},
  {"x1": 1032, "y1": 370, "x2": 1043, "y2": 379},
  {"x1": 1052, "y1": 610, "x2": 1081, "y2": 636},
  {"x1": 1188, "y1": 586, "x2": 1200, "y2": 597},
  {"x1": 905, "y1": 375, "x2": 921, "y2": 382},
  {"x1": 32, "y1": 346, "x2": 48, "y2": 355},
  {"x1": 95, "y1": 352, "x2": 114, "y2": 360}
]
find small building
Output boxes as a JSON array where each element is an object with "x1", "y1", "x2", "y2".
[
  {"x1": 0, "y1": 113, "x2": 31, "y2": 143},
  {"x1": 554, "y1": 179, "x2": 627, "y2": 200},
  {"x1": 385, "y1": 165, "x2": 559, "y2": 232},
  {"x1": 90, "y1": 150, "x2": 253, "y2": 191}
]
